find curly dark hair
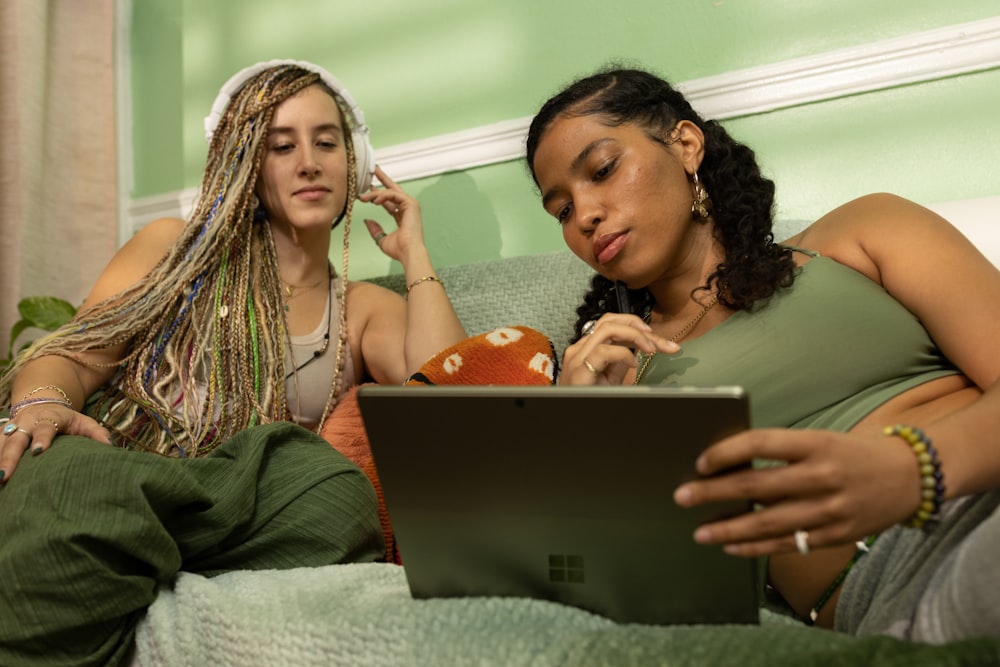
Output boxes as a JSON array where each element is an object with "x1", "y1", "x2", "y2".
[{"x1": 525, "y1": 67, "x2": 797, "y2": 343}]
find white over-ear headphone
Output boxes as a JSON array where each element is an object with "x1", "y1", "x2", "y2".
[{"x1": 203, "y1": 59, "x2": 375, "y2": 194}]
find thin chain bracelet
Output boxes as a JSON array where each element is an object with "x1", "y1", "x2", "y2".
[
  {"x1": 21, "y1": 385, "x2": 71, "y2": 403},
  {"x1": 405, "y1": 275, "x2": 443, "y2": 297}
]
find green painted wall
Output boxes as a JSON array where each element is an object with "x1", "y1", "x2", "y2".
[
  {"x1": 129, "y1": 1, "x2": 1000, "y2": 278},
  {"x1": 130, "y1": 0, "x2": 184, "y2": 194}
]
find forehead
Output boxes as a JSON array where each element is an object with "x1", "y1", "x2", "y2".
[
  {"x1": 534, "y1": 115, "x2": 635, "y2": 179},
  {"x1": 536, "y1": 114, "x2": 642, "y2": 158},
  {"x1": 269, "y1": 84, "x2": 345, "y2": 129}
]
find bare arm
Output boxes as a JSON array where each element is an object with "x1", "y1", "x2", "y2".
[
  {"x1": 674, "y1": 194, "x2": 1000, "y2": 555},
  {"x1": 803, "y1": 194, "x2": 1000, "y2": 497},
  {"x1": 1, "y1": 218, "x2": 184, "y2": 481},
  {"x1": 352, "y1": 167, "x2": 466, "y2": 384}
]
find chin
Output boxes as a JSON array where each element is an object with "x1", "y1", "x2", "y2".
[{"x1": 292, "y1": 209, "x2": 339, "y2": 227}]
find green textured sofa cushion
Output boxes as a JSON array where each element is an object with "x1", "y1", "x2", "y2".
[{"x1": 369, "y1": 250, "x2": 594, "y2": 359}]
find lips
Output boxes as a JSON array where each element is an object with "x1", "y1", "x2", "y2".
[
  {"x1": 593, "y1": 231, "x2": 629, "y2": 265},
  {"x1": 294, "y1": 186, "x2": 331, "y2": 200}
]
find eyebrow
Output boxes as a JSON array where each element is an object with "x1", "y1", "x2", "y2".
[
  {"x1": 541, "y1": 138, "x2": 615, "y2": 209},
  {"x1": 267, "y1": 123, "x2": 344, "y2": 136}
]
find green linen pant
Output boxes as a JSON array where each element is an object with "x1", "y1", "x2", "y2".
[{"x1": 0, "y1": 421, "x2": 384, "y2": 667}]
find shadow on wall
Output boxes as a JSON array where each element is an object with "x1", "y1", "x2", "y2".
[{"x1": 418, "y1": 171, "x2": 503, "y2": 267}]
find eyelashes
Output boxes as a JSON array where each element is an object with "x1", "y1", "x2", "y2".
[
  {"x1": 552, "y1": 157, "x2": 618, "y2": 224},
  {"x1": 268, "y1": 139, "x2": 340, "y2": 153}
]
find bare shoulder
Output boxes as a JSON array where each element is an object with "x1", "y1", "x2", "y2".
[
  {"x1": 343, "y1": 279, "x2": 407, "y2": 380},
  {"x1": 132, "y1": 216, "x2": 186, "y2": 246},
  {"x1": 81, "y1": 217, "x2": 185, "y2": 309},
  {"x1": 116, "y1": 217, "x2": 186, "y2": 267},
  {"x1": 787, "y1": 194, "x2": 973, "y2": 282},
  {"x1": 345, "y1": 278, "x2": 404, "y2": 303},
  {"x1": 344, "y1": 279, "x2": 406, "y2": 324}
]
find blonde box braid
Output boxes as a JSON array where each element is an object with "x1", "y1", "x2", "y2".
[{"x1": 1, "y1": 65, "x2": 356, "y2": 456}]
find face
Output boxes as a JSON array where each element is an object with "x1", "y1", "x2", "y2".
[
  {"x1": 256, "y1": 84, "x2": 350, "y2": 234},
  {"x1": 532, "y1": 113, "x2": 707, "y2": 288}
]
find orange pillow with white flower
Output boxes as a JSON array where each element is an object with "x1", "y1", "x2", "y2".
[{"x1": 405, "y1": 325, "x2": 557, "y2": 386}]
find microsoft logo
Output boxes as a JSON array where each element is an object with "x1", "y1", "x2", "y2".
[{"x1": 548, "y1": 554, "x2": 585, "y2": 584}]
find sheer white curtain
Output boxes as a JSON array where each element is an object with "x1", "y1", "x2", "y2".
[{"x1": 0, "y1": 0, "x2": 118, "y2": 354}]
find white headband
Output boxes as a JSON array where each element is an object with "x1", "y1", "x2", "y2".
[{"x1": 203, "y1": 59, "x2": 374, "y2": 193}]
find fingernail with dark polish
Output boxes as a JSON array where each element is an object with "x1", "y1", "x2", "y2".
[
  {"x1": 0, "y1": 470, "x2": 6, "y2": 484},
  {"x1": 32, "y1": 447, "x2": 43, "y2": 456}
]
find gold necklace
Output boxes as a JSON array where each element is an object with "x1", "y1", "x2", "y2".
[
  {"x1": 634, "y1": 294, "x2": 718, "y2": 384},
  {"x1": 281, "y1": 268, "x2": 331, "y2": 311},
  {"x1": 281, "y1": 278, "x2": 328, "y2": 311}
]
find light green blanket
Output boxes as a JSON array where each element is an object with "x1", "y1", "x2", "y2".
[{"x1": 134, "y1": 562, "x2": 998, "y2": 666}]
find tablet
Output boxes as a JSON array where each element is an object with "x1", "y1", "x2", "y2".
[{"x1": 357, "y1": 384, "x2": 759, "y2": 625}]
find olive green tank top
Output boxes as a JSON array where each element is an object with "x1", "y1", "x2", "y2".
[{"x1": 637, "y1": 252, "x2": 959, "y2": 431}]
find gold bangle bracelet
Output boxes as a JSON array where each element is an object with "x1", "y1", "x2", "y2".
[{"x1": 405, "y1": 275, "x2": 443, "y2": 295}]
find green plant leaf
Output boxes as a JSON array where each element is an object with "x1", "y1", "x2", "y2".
[
  {"x1": 18, "y1": 296, "x2": 77, "y2": 330},
  {"x1": 5, "y1": 318, "x2": 31, "y2": 361}
]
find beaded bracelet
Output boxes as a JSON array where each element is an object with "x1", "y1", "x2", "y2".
[
  {"x1": 9, "y1": 397, "x2": 74, "y2": 419},
  {"x1": 405, "y1": 275, "x2": 443, "y2": 296},
  {"x1": 883, "y1": 424, "x2": 946, "y2": 529}
]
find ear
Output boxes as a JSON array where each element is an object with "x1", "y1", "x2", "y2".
[{"x1": 671, "y1": 120, "x2": 706, "y2": 174}]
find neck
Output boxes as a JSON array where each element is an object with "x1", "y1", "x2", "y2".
[
  {"x1": 646, "y1": 243, "x2": 725, "y2": 317},
  {"x1": 271, "y1": 216, "x2": 332, "y2": 256},
  {"x1": 274, "y1": 239, "x2": 333, "y2": 287}
]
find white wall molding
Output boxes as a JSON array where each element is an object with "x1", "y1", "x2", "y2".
[
  {"x1": 373, "y1": 16, "x2": 1000, "y2": 183},
  {"x1": 127, "y1": 16, "x2": 1000, "y2": 231},
  {"x1": 677, "y1": 16, "x2": 1000, "y2": 120}
]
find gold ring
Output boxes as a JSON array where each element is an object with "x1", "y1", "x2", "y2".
[
  {"x1": 582, "y1": 358, "x2": 600, "y2": 375},
  {"x1": 33, "y1": 417, "x2": 60, "y2": 432}
]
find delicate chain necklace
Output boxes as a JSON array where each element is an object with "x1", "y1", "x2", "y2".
[
  {"x1": 634, "y1": 294, "x2": 718, "y2": 384},
  {"x1": 281, "y1": 274, "x2": 329, "y2": 311}
]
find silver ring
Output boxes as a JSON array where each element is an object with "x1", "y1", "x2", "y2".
[
  {"x1": 373, "y1": 231, "x2": 387, "y2": 246},
  {"x1": 581, "y1": 320, "x2": 598, "y2": 336},
  {"x1": 16, "y1": 428, "x2": 31, "y2": 437},
  {"x1": 2, "y1": 421, "x2": 18, "y2": 437},
  {"x1": 794, "y1": 530, "x2": 810, "y2": 555},
  {"x1": 582, "y1": 358, "x2": 600, "y2": 375}
]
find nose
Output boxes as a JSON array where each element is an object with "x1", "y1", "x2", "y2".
[
  {"x1": 298, "y1": 147, "x2": 320, "y2": 177},
  {"x1": 573, "y1": 192, "x2": 604, "y2": 232}
]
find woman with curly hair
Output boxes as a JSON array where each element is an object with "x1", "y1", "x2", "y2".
[
  {"x1": 0, "y1": 60, "x2": 465, "y2": 665},
  {"x1": 526, "y1": 67, "x2": 1000, "y2": 642}
]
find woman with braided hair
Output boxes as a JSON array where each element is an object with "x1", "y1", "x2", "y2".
[
  {"x1": 0, "y1": 61, "x2": 465, "y2": 665},
  {"x1": 526, "y1": 67, "x2": 1000, "y2": 642}
]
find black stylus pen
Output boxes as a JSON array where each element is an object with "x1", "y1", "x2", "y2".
[
  {"x1": 616, "y1": 281, "x2": 644, "y2": 356},
  {"x1": 615, "y1": 281, "x2": 630, "y2": 315}
]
